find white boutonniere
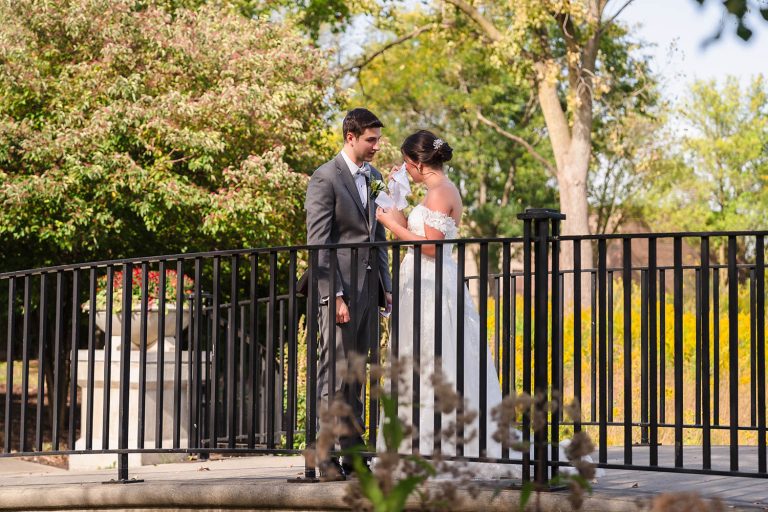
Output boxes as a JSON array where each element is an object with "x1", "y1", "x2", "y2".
[{"x1": 370, "y1": 179, "x2": 387, "y2": 197}]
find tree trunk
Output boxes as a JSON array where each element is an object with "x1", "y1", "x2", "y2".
[
  {"x1": 558, "y1": 136, "x2": 594, "y2": 274},
  {"x1": 536, "y1": 73, "x2": 594, "y2": 304}
]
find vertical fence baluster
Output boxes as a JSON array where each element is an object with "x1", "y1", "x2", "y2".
[
  {"x1": 727, "y1": 236, "x2": 738, "y2": 472},
  {"x1": 649, "y1": 239, "x2": 658, "y2": 466},
  {"x1": 674, "y1": 237, "x2": 684, "y2": 469},
  {"x1": 287, "y1": 251, "x2": 297, "y2": 451},
  {"x1": 390, "y1": 244, "x2": 400, "y2": 417},
  {"x1": 756, "y1": 235, "x2": 766, "y2": 474},
  {"x1": 511, "y1": 274, "x2": 517, "y2": 399},
  {"x1": 701, "y1": 238, "x2": 711, "y2": 470},
  {"x1": 267, "y1": 252, "x2": 277, "y2": 450},
  {"x1": 278, "y1": 301, "x2": 284, "y2": 446},
  {"x1": 598, "y1": 239, "x2": 608, "y2": 465},
  {"x1": 52, "y1": 273, "x2": 63, "y2": 451},
  {"x1": 412, "y1": 245, "x2": 421, "y2": 455},
  {"x1": 641, "y1": 267, "x2": 649, "y2": 446},
  {"x1": 622, "y1": 239, "x2": 632, "y2": 464},
  {"x1": 4, "y1": 278, "x2": 16, "y2": 453},
  {"x1": 456, "y1": 243, "x2": 465, "y2": 458},
  {"x1": 750, "y1": 268, "x2": 757, "y2": 427},
  {"x1": 433, "y1": 243, "x2": 443, "y2": 455},
  {"x1": 209, "y1": 257, "x2": 221, "y2": 450},
  {"x1": 495, "y1": 275, "x2": 501, "y2": 374},
  {"x1": 660, "y1": 268, "x2": 667, "y2": 425},
  {"x1": 479, "y1": 242, "x2": 488, "y2": 459},
  {"x1": 137, "y1": 263, "x2": 149, "y2": 449},
  {"x1": 521, "y1": 220, "x2": 532, "y2": 482},
  {"x1": 713, "y1": 267, "x2": 720, "y2": 426},
  {"x1": 591, "y1": 271, "x2": 597, "y2": 424},
  {"x1": 84, "y1": 269, "x2": 96, "y2": 452},
  {"x1": 20, "y1": 276, "x2": 31, "y2": 453},
  {"x1": 69, "y1": 270, "x2": 80, "y2": 453},
  {"x1": 156, "y1": 262, "x2": 166, "y2": 449},
  {"x1": 369, "y1": 243, "x2": 381, "y2": 452},
  {"x1": 573, "y1": 240, "x2": 582, "y2": 433},
  {"x1": 696, "y1": 268, "x2": 702, "y2": 427},
  {"x1": 227, "y1": 256, "x2": 238, "y2": 449},
  {"x1": 117, "y1": 263, "x2": 133, "y2": 481},
  {"x1": 501, "y1": 242, "x2": 511, "y2": 461},
  {"x1": 305, "y1": 250, "x2": 317, "y2": 479},
  {"x1": 239, "y1": 303, "x2": 246, "y2": 440},
  {"x1": 36, "y1": 273, "x2": 48, "y2": 452},
  {"x1": 249, "y1": 254, "x2": 260, "y2": 449},
  {"x1": 608, "y1": 269, "x2": 614, "y2": 425},
  {"x1": 180, "y1": 259, "x2": 193, "y2": 450}
]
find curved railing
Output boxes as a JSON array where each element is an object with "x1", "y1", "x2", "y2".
[{"x1": 1, "y1": 209, "x2": 766, "y2": 483}]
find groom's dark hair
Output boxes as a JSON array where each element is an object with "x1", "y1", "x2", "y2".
[{"x1": 343, "y1": 108, "x2": 383, "y2": 139}]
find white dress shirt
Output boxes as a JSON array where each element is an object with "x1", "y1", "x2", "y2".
[{"x1": 340, "y1": 150, "x2": 368, "y2": 208}]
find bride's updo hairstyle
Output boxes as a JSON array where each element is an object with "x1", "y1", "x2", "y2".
[{"x1": 401, "y1": 130, "x2": 453, "y2": 168}]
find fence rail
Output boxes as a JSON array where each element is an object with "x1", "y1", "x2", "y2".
[{"x1": 0, "y1": 209, "x2": 766, "y2": 484}]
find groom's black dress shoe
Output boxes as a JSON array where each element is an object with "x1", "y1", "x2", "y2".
[
  {"x1": 341, "y1": 455, "x2": 371, "y2": 477},
  {"x1": 318, "y1": 458, "x2": 346, "y2": 481}
]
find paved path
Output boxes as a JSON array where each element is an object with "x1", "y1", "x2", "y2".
[{"x1": 0, "y1": 447, "x2": 766, "y2": 511}]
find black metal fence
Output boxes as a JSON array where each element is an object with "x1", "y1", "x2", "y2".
[{"x1": 0, "y1": 209, "x2": 766, "y2": 484}]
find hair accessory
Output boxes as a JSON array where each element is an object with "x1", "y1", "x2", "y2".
[{"x1": 433, "y1": 138, "x2": 445, "y2": 150}]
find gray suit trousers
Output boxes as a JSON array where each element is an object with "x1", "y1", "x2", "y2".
[{"x1": 316, "y1": 273, "x2": 375, "y2": 451}]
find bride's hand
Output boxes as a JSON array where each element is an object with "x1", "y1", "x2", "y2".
[
  {"x1": 383, "y1": 165, "x2": 399, "y2": 183},
  {"x1": 376, "y1": 207, "x2": 397, "y2": 229}
]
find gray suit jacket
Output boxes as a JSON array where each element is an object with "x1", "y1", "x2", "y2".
[{"x1": 305, "y1": 153, "x2": 393, "y2": 302}]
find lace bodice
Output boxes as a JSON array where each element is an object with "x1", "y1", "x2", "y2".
[{"x1": 407, "y1": 204, "x2": 459, "y2": 239}]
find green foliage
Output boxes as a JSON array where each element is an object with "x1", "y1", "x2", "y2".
[
  {"x1": 342, "y1": 1, "x2": 663, "y2": 243},
  {"x1": 0, "y1": 0, "x2": 337, "y2": 272},
  {"x1": 348, "y1": 7, "x2": 558, "y2": 240},
  {"x1": 641, "y1": 75, "x2": 768, "y2": 260}
]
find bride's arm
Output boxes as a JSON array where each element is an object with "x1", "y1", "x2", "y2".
[
  {"x1": 381, "y1": 221, "x2": 445, "y2": 258},
  {"x1": 377, "y1": 194, "x2": 452, "y2": 257}
]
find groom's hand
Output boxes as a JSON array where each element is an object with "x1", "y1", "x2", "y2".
[{"x1": 335, "y1": 296, "x2": 350, "y2": 324}]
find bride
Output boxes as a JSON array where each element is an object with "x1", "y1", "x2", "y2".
[{"x1": 375, "y1": 130, "x2": 515, "y2": 478}]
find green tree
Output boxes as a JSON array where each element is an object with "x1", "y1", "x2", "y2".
[
  {"x1": 318, "y1": 1, "x2": 658, "y2": 278},
  {"x1": 346, "y1": 11, "x2": 559, "y2": 279},
  {"x1": 348, "y1": 10, "x2": 558, "y2": 241},
  {"x1": 642, "y1": 75, "x2": 768, "y2": 261},
  {"x1": 0, "y1": 0, "x2": 336, "y2": 273}
]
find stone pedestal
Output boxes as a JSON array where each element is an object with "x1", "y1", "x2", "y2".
[{"x1": 69, "y1": 344, "x2": 194, "y2": 470}]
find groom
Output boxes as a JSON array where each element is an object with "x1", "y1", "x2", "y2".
[{"x1": 305, "y1": 108, "x2": 393, "y2": 479}]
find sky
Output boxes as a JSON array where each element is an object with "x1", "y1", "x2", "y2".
[{"x1": 616, "y1": 0, "x2": 768, "y2": 103}]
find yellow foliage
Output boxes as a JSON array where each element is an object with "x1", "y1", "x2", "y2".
[{"x1": 485, "y1": 277, "x2": 764, "y2": 447}]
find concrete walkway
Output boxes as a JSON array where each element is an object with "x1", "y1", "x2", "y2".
[{"x1": 0, "y1": 448, "x2": 766, "y2": 511}]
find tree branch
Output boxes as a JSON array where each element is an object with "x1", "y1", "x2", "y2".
[
  {"x1": 501, "y1": 162, "x2": 516, "y2": 207},
  {"x1": 442, "y1": 0, "x2": 504, "y2": 42},
  {"x1": 476, "y1": 111, "x2": 556, "y2": 176},
  {"x1": 555, "y1": 11, "x2": 582, "y2": 91},
  {"x1": 598, "y1": 0, "x2": 636, "y2": 34},
  {"x1": 342, "y1": 23, "x2": 438, "y2": 73}
]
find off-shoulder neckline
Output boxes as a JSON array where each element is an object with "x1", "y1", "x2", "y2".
[{"x1": 414, "y1": 203, "x2": 459, "y2": 227}]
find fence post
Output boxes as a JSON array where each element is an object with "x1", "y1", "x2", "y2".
[
  {"x1": 517, "y1": 208, "x2": 565, "y2": 486},
  {"x1": 107, "y1": 263, "x2": 142, "y2": 484}
]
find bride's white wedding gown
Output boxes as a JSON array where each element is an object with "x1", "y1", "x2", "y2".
[
  {"x1": 379, "y1": 204, "x2": 517, "y2": 479},
  {"x1": 376, "y1": 203, "x2": 600, "y2": 481}
]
